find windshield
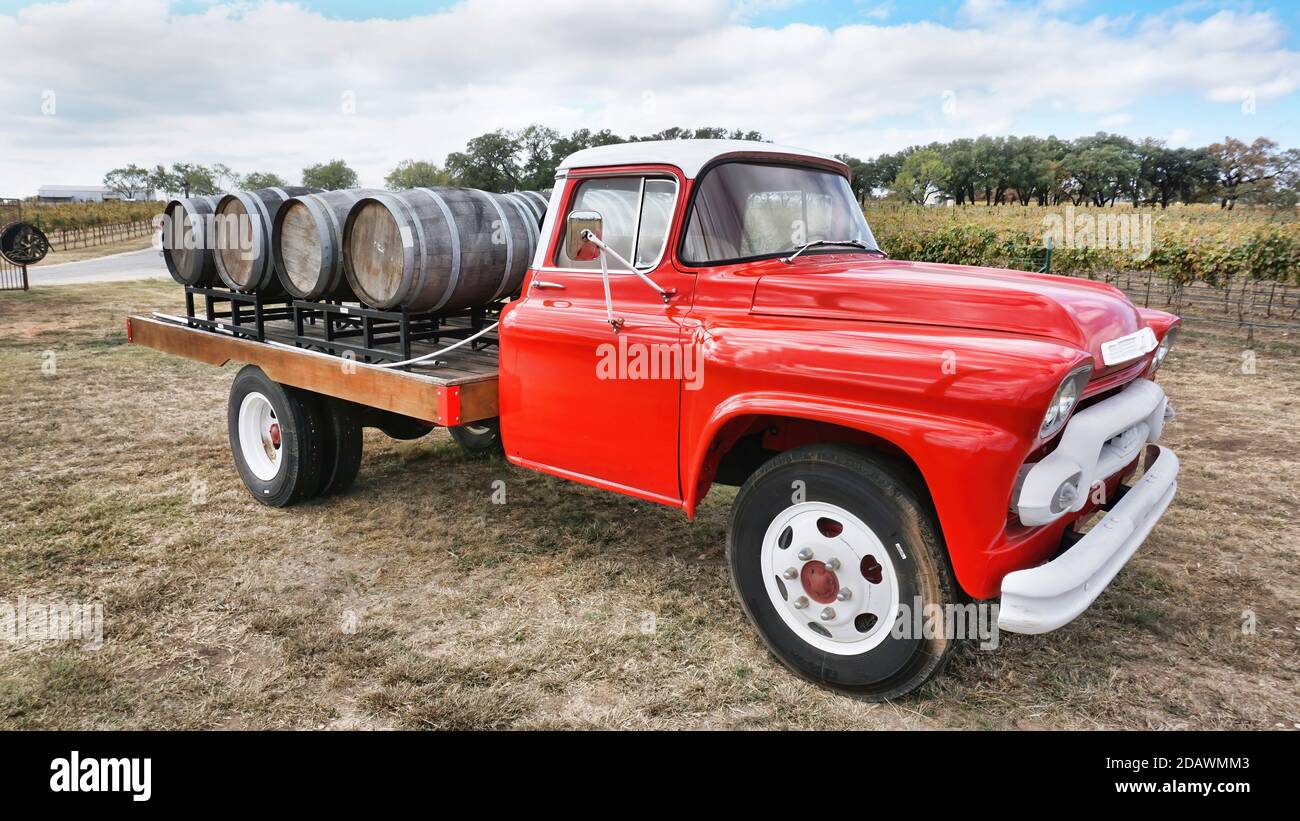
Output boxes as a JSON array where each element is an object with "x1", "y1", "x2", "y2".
[{"x1": 681, "y1": 161, "x2": 880, "y2": 265}]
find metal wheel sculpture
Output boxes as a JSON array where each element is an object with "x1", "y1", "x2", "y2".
[{"x1": 0, "y1": 222, "x2": 50, "y2": 265}]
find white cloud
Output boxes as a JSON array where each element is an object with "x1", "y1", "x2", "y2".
[
  {"x1": 0, "y1": 0, "x2": 1297, "y2": 196},
  {"x1": 861, "y1": 2, "x2": 892, "y2": 21}
]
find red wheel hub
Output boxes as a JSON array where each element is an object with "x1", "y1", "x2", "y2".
[
  {"x1": 269, "y1": 423, "x2": 281, "y2": 448},
  {"x1": 800, "y1": 560, "x2": 840, "y2": 604}
]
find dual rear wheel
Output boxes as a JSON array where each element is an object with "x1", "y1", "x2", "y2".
[
  {"x1": 227, "y1": 365, "x2": 501, "y2": 507},
  {"x1": 228, "y1": 366, "x2": 362, "y2": 507}
]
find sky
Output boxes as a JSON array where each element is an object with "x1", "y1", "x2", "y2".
[{"x1": 1, "y1": 0, "x2": 1298, "y2": 196}]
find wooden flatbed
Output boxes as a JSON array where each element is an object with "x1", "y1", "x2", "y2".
[{"x1": 126, "y1": 313, "x2": 500, "y2": 426}]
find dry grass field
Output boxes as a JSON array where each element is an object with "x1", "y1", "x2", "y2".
[{"x1": 0, "y1": 279, "x2": 1297, "y2": 730}]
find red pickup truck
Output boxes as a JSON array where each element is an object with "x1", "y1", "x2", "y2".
[{"x1": 130, "y1": 140, "x2": 1181, "y2": 699}]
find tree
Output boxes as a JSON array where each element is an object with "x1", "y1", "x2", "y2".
[
  {"x1": 1061, "y1": 133, "x2": 1139, "y2": 207},
  {"x1": 630, "y1": 126, "x2": 764, "y2": 142},
  {"x1": 103, "y1": 164, "x2": 152, "y2": 200},
  {"x1": 515, "y1": 125, "x2": 562, "y2": 191},
  {"x1": 1134, "y1": 141, "x2": 1218, "y2": 208},
  {"x1": 836, "y1": 154, "x2": 875, "y2": 202},
  {"x1": 149, "y1": 163, "x2": 219, "y2": 198},
  {"x1": 868, "y1": 151, "x2": 908, "y2": 200},
  {"x1": 1207, "y1": 137, "x2": 1288, "y2": 209},
  {"x1": 445, "y1": 130, "x2": 524, "y2": 192},
  {"x1": 302, "y1": 159, "x2": 358, "y2": 191},
  {"x1": 241, "y1": 172, "x2": 289, "y2": 190},
  {"x1": 212, "y1": 163, "x2": 239, "y2": 190},
  {"x1": 443, "y1": 124, "x2": 766, "y2": 194},
  {"x1": 892, "y1": 149, "x2": 948, "y2": 205},
  {"x1": 384, "y1": 160, "x2": 455, "y2": 190},
  {"x1": 935, "y1": 139, "x2": 978, "y2": 205}
]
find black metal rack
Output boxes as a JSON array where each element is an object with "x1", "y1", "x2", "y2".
[
  {"x1": 184, "y1": 285, "x2": 294, "y2": 341},
  {"x1": 291, "y1": 300, "x2": 499, "y2": 366},
  {"x1": 182, "y1": 284, "x2": 500, "y2": 369}
]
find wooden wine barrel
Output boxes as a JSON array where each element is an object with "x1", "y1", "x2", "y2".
[
  {"x1": 213, "y1": 186, "x2": 319, "y2": 293},
  {"x1": 505, "y1": 190, "x2": 549, "y2": 224},
  {"x1": 343, "y1": 188, "x2": 549, "y2": 313},
  {"x1": 273, "y1": 189, "x2": 379, "y2": 301},
  {"x1": 162, "y1": 195, "x2": 220, "y2": 286}
]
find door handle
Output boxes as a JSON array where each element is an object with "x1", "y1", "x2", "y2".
[{"x1": 532, "y1": 280, "x2": 566, "y2": 290}]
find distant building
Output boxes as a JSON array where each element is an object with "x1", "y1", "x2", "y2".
[{"x1": 36, "y1": 185, "x2": 156, "y2": 203}]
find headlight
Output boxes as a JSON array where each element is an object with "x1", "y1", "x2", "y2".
[
  {"x1": 1146, "y1": 326, "x2": 1179, "y2": 375},
  {"x1": 1039, "y1": 364, "x2": 1092, "y2": 439}
]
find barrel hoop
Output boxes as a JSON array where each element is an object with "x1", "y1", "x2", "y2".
[
  {"x1": 269, "y1": 187, "x2": 290, "y2": 202},
  {"x1": 505, "y1": 193, "x2": 540, "y2": 246},
  {"x1": 506, "y1": 191, "x2": 539, "y2": 224},
  {"x1": 414, "y1": 188, "x2": 462, "y2": 313},
  {"x1": 471, "y1": 189, "x2": 515, "y2": 301},
  {"x1": 525, "y1": 190, "x2": 549, "y2": 215},
  {"x1": 499, "y1": 190, "x2": 535, "y2": 271},
  {"x1": 303, "y1": 194, "x2": 337, "y2": 296},
  {"x1": 183, "y1": 198, "x2": 205, "y2": 281},
  {"x1": 322, "y1": 191, "x2": 360, "y2": 289},
  {"x1": 241, "y1": 190, "x2": 274, "y2": 285},
  {"x1": 392, "y1": 191, "x2": 426, "y2": 308},
  {"x1": 523, "y1": 190, "x2": 547, "y2": 222},
  {"x1": 520, "y1": 190, "x2": 544, "y2": 222}
]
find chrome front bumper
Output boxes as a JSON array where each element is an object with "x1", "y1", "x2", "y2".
[
  {"x1": 1000, "y1": 377, "x2": 1180, "y2": 634},
  {"x1": 999, "y1": 446, "x2": 1179, "y2": 634}
]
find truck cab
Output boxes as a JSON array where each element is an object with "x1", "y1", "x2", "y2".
[{"x1": 499, "y1": 140, "x2": 1181, "y2": 698}]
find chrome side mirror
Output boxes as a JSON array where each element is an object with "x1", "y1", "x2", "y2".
[{"x1": 566, "y1": 210, "x2": 603, "y2": 261}]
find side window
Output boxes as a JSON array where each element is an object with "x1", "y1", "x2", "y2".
[
  {"x1": 554, "y1": 176, "x2": 677, "y2": 270},
  {"x1": 634, "y1": 179, "x2": 676, "y2": 268}
]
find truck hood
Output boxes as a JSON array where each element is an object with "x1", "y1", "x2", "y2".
[{"x1": 750, "y1": 258, "x2": 1146, "y2": 373}]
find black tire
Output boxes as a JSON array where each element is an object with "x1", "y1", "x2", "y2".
[
  {"x1": 726, "y1": 444, "x2": 958, "y2": 700},
  {"x1": 227, "y1": 366, "x2": 324, "y2": 507},
  {"x1": 314, "y1": 397, "x2": 364, "y2": 496},
  {"x1": 368, "y1": 409, "x2": 435, "y2": 441},
  {"x1": 448, "y1": 417, "x2": 503, "y2": 457}
]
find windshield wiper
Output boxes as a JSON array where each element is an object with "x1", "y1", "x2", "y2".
[{"x1": 780, "y1": 239, "x2": 882, "y2": 264}]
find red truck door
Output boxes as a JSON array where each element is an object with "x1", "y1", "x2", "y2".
[{"x1": 501, "y1": 172, "x2": 694, "y2": 506}]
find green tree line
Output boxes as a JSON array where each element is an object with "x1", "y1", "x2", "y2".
[
  {"x1": 103, "y1": 128, "x2": 1298, "y2": 211},
  {"x1": 100, "y1": 126, "x2": 763, "y2": 199},
  {"x1": 839, "y1": 134, "x2": 1300, "y2": 210}
]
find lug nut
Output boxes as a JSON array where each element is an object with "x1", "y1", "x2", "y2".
[
  {"x1": 793, "y1": 596, "x2": 809, "y2": 609},
  {"x1": 837, "y1": 589, "x2": 852, "y2": 601},
  {"x1": 783, "y1": 567, "x2": 798, "y2": 580},
  {"x1": 819, "y1": 607, "x2": 836, "y2": 621},
  {"x1": 797, "y1": 547, "x2": 813, "y2": 561},
  {"x1": 825, "y1": 557, "x2": 841, "y2": 571}
]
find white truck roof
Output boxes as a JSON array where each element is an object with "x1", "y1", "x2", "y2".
[{"x1": 556, "y1": 139, "x2": 849, "y2": 179}]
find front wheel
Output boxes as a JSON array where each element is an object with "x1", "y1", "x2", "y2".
[
  {"x1": 448, "y1": 418, "x2": 502, "y2": 457},
  {"x1": 726, "y1": 444, "x2": 958, "y2": 700}
]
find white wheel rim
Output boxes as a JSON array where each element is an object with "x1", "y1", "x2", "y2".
[
  {"x1": 238, "y1": 391, "x2": 283, "y2": 482},
  {"x1": 761, "y1": 501, "x2": 900, "y2": 655},
  {"x1": 462, "y1": 423, "x2": 491, "y2": 435}
]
